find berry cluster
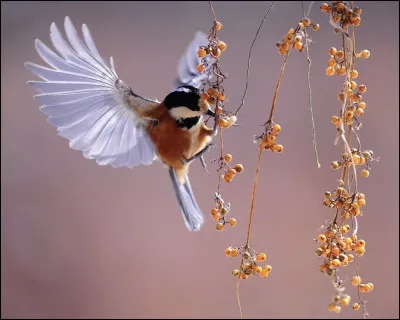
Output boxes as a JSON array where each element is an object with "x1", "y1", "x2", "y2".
[
  {"x1": 254, "y1": 122, "x2": 284, "y2": 153},
  {"x1": 319, "y1": 2, "x2": 375, "y2": 315},
  {"x1": 211, "y1": 192, "x2": 236, "y2": 231},
  {"x1": 330, "y1": 149, "x2": 377, "y2": 179},
  {"x1": 197, "y1": 21, "x2": 226, "y2": 73},
  {"x1": 321, "y1": 1, "x2": 362, "y2": 31},
  {"x1": 276, "y1": 18, "x2": 319, "y2": 55},
  {"x1": 227, "y1": 246, "x2": 271, "y2": 280}
]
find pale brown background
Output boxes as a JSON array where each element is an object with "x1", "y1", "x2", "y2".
[{"x1": 1, "y1": 1, "x2": 399, "y2": 319}]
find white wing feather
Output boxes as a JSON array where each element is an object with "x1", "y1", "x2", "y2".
[
  {"x1": 173, "y1": 31, "x2": 216, "y2": 90},
  {"x1": 26, "y1": 16, "x2": 158, "y2": 168}
]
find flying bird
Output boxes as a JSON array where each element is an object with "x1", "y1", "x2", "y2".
[{"x1": 25, "y1": 16, "x2": 218, "y2": 232}]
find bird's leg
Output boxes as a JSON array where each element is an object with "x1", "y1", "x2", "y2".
[{"x1": 181, "y1": 143, "x2": 215, "y2": 170}]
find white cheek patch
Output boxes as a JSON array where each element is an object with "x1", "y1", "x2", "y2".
[{"x1": 170, "y1": 106, "x2": 201, "y2": 119}]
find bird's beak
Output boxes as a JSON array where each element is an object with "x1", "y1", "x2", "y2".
[{"x1": 205, "y1": 108, "x2": 215, "y2": 117}]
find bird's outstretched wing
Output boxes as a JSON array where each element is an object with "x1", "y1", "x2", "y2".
[
  {"x1": 173, "y1": 31, "x2": 215, "y2": 90},
  {"x1": 25, "y1": 16, "x2": 158, "y2": 168}
]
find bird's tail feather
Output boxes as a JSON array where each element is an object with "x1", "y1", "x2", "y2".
[{"x1": 168, "y1": 167, "x2": 204, "y2": 231}]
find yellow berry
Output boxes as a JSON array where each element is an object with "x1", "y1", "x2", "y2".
[
  {"x1": 333, "y1": 306, "x2": 341, "y2": 313},
  {"x1": 341, "y1": 298, "x2": 350, "y2": 306},
  {"x1": 225, "y1": 247, "x2": 232, "y2": 256},
  {"x1": 367, "y1": 283, "x2": 374, "y2": 291},
  {"x1": 232, "y1": 269, "x2": 240, "y2": 276},
  {"x1": 352, "y1": 276, "x2": 361, "y2": 286},
  {"x1": 218, "y1": 41, "x2": 227, "y2": 51},
  {"x1": 331, "y1": 115, "x2": 340, "y2": 124},
  {"x1": 357, "y1": 239, "x2": 366, "y2": 247},
  {"x1": 361, "y1": 169, "x2": 370, "y2": 177},
  {"x1": 265, "y1": 265, "x2": 272, "y2": 272},
  {"x1": 228, "y1": 218, "x2": 237, "y2": 227},
  {"x1": 358, "y1": 101, "x2": 366, "y2": 109},
  {"x1": 317, "y1": 234, "x2": 327, "y2": 243},
  {"x1": 326, "y1": 67, "x2": 335, "y2": 76},
  {"x1": 219, "y1": 206, "x2": 228, "y2": 215},
  {"x1": 234, "y1": 164, "x2": 244, "y2": 173},
  {"x1": 357, "y1": 198, "x2": 366, "y2": 206},
  {"x1": 215, "y1": 21, "x2": 223, "y2": 30},
  {"x1": 224, "y1": 154, "x2": 233, "y2": 163},
  {"x1": 331, "y1": 259, "x2": 341, "y2": 267}
]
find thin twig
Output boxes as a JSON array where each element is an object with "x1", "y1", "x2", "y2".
[
  {"x1": 269, "y1": 48, "x2": 291, "y2": 121},
  {"x1": 234, "y1": 1, "x2": 275, "y2": 116},
  {"x1": 208, "y1": 1, "x2": 217, "y2": 23}
]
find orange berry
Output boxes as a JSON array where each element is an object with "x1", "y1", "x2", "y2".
[
  {"x1": 335, "y1": 50, "x2": 344, "y2": 59},
  {"x1": 352, "y1": 276, "x2": 361, "y2": 286},
  {"x1": 197, "y1": 48, "x2": 207, "y2": 58},
  {"x1": 219, "y1": 206, "x2": 228, "y2": 215},
  {"x1": 320, "y1": 3, "x2": 329, "y2": 11},
  {"x1": 356, "y1": 108, "x2": 364, "y2": 116},
  {"x1": 218, "y1": 119, "x2": 230, "y2": 128},
  {"x1": 273, "y1": 144, "x2": 284, "y2": 153},
  {"x1": 215, "y1": 21, "x2": 223, "y2": 30},
  {"x1": 312, "y1": 24, "x2": 320, "y2": 31},
  {"x1": 224, "y1": 154, "x2": 233, "y2": 163},
  {"x1": 218, "y1": 93, "x2": 226, "y2": 101},
  {"x1": 212, "y1": 213, "x2": 221, "y2": 221},
  {"x1": 265, "y1": 265, "x2": 272, "y2": 272},
  {"x1": 227, "y1": 168, "x2": 237, "y2": 177},
  {"x1": 216, "y1": 223, "x2": 224, "y2": 231},
  {"x1": 228, "y1": 218, "x2": 237, "y2": 227},
  {"x1": 329, "y1": 47, "x2": 337, "y2": 56},
  {"x1": 256, "y1": 253, "x2": 267, "y2": 262},
  {"x1": 294, "y1": 42, "x2": 304, "y2": 51},
  {"x1": 359, "y1": 156, "x2": 366, "y2": 165},
  {"x1": 234, "y1": 164, "x2": 244, "y2": 173},
  {"x1": 301, "y1": 18, "x2": 310, "y2": 27},
  {"x1": 211, "y1": 47, "x2": 221, "y2": 58},
  {"x1": 357, "y1": 239, "x2": 366, "y2": 247},
  {"x1": 353, "y1": 303, "x2": 361, "y2": 310},
  {"x1": 218, "y1": 41, "x2": 227, "y2": 51},
  {"x1": 361, "y1": 50, "x2": 370, "y2": 58},
  {"x1": 211, "y1": 208, "x2": 219, "y2": 216},
  {"x1": 317, "y1": 234, "x2": 327, "y2": 243},
  {"x1": 223, "y1": 174, "x2": 233, "y2": 182},
  {"x1": 260, "y1": 269, "x2": 269, "y2": 278},
  {"x1": 358, "y1": 84, "x2": 367, "y2": 93},
  {"x1": 272, "y1": 124, "x2": 281, "y2": 133},
  {"x1": 231, "y1": 249, "x2": 239, "y2": 257},
  {"x1": 326, "y1": 67, "x2": 335, "y2": 76},
  {"x1": 358, "y1": 101, "x2": 366, "y2": 109},
  {"x1": 331, "y1": 115, "x2": 340, "y2": 124},
  {"x1": 341, "y1": 298, "x2": 350, "y2": 306},
  {"x1": 200, "y1": 92, "x2": 209, "y2": 101},
  {"x1": 361, "y1": 169, "x2": 370, "y2": 178},
  {"x1": 225, "y1": 247, "x2": 232, "y2": 256},
  {"x1": 239, "y1": 273, "x2": 248, "y2": 280},
  {"x1": 197, "y1": 64, "x2": 205, "y2": 73},
  {"x1": 328, "y1": 59, "x2": 337, "y2": 67},
  {"x1": 351, "y1": 70, "x2": 359, "y2": 78}
]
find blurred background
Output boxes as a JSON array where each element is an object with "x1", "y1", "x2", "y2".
[{"x1": 1, "y1": 1, "x2": 398, "y2": 318}]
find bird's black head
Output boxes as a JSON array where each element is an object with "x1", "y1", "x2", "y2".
[{"x1": 164, "y1": 85, "x2": 215, "y2": 120}]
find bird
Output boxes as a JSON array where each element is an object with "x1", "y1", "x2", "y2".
[{"x1": 25, "y1": 16, "x2": 219, "y2": 232}]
